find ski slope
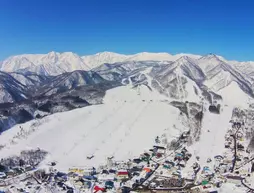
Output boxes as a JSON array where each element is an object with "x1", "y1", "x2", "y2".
[
  {"x1": 0, "y1": 85, "x2": 187, "y2": 171},
  {"x1": 186, "y1": 104, "x2": 233, "y2": 168},
  {"x1": 189, "y1": 81, "x2": 251, "y2": 165}
]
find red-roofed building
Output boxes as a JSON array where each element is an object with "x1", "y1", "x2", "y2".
[
  {"x1": 93, "y1": 185, "x2": 105, "y2": 193},
  {"x1": 117, "y1": 170, "x2": 129, "y2": 180}
]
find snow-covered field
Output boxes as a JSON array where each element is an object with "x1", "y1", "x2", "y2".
[{"x1": 0, "y1": 85, "x2": 187, "y2": 171}]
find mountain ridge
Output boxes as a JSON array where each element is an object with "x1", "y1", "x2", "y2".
[
  {"x1": 0, "y1": 51, "x2": 230, "y2": 75},
  {"x1": 2, "y1": 51, "x2": 252, "y2": 76}
]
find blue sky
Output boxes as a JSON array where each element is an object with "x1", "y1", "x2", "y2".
[{"x1": 0, "y1": 0, "x2": 253, "y2": 61}]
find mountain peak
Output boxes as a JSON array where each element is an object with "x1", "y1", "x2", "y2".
[
  {"x1": 175, "y1": 55, "x2": 196, "y2": 65},
  {"x1": 208, "y1": 53, "x2": 217, "y2": 56},
  {"x1": 47, "y1": 51, "x2": 59, "y2": 56},
  {"x1": 200, "y1": 53, "x2": 222, "y2": 61},
  {"x1": 178, "y1": 55, "x2": 191, "y2": 60},
  {"x1": 43, "y1": 51, "x2": 60, "y2": 63},
  {"x1": 61, "y1": 52, "x2": 80, "y2": 58}
]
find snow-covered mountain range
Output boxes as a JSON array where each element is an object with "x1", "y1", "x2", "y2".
[
  {"x1": 0, "y1": 51, "x2": 202, "y2": 75},
  {"x1": 0, "y1": 52, "x2": 254, "y2": 105},
  {"x1": 1, "y1": 51, "x2": 253, "y2": 77}
]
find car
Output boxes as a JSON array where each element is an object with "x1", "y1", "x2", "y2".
[{"x1": 0, "y1": 172, "x2": 6, "y2": 179}]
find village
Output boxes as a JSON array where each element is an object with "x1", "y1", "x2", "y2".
[{"x1": 0, "y1": 109, "x2": 254, "y2": 193}]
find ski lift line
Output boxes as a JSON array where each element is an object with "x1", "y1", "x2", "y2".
[
  {"x1": 85, "y1": 99, "x2": 144, "y2": 157},
  {"x1": 178, "y1": 74, "x2": 183, "y2": 100},
  {"x1": 185, "y1": 102, "x2": 192, "y2": 131},
  {"x1": 111, "y1": 101, "x2": 151, "y2": 157},
  {"x1": 111, "y1": 114, "x2": 147, "y2": 156},
  {"x1": 175, "y1": 72, "x2": 182, "y2": 101},
  {"x1": 155, "y1": 78, "x2": 169, "y2": 96},
  {"x1": 60, "y1": 109, "x2": 94, "y2": 152},
  {"x1": 65, "y1": 98, "x2": 127, "y2": 156},
  {"x1": 179, "y1": 74, "x2": 186, "y2": 100},
  {"x1": 210, "y1": 113, "x2": 221, "y2": 157},
  {"x1": 175, "y1": 68, "x2": 185, "y2": 101},
  {"x1": 52, "y1": 102, "x2": 95, "y2": 141},
  {"x1": 46, "y1": 185, "x2": 54, "y2": 193},
  {"x1": 85, "y1": 101, "x2": 139, "y2": 156},
  {"x1": 205, "y1": 110, "x2": 220, "y2": 158},
  {"x1": 90, "y1": 101, "x2": 146, "y2": 157},
  {"x1": 90, "y1": 101, "x2": 145, "y2": 156},
  {"x1": 35, "y1": 186, "x2": 42, "y2": 193},
  {"x1": 156, "y1": 135, "x2": 184, "y2": 163}
]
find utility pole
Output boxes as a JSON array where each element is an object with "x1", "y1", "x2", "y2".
[
  {"x1": 231, "y1": 123, "x2": 241, "y2": 173},
  {"x1": 231, "y1": 134, "x2": 237, "y2": 173}
]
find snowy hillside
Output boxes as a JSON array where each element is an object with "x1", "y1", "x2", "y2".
[
  {"x1": 149, "y1": 56, "x2": 205, "y2": 101},
  {"x1": 0, "y1": 85, "x2": 188, "y2": 170},
  {"x1": 94, "y1": 60, "x2": 159, "y2": 81},
  {"x1": 0, "y1": 80, "x2": 251, "y2": 169},
  {"x1": 0, "y1": 81, "x2": 118, "y2": 134},
  {"x1": 197, "y1": 54, "x2": 224, "y2": 78},
  {"x1": 33, "y1": 70, "x2": 105, "y2": 97},
  {"x1": 0, "y1": 71, "x2": 29, "y2": 103},
  {"x1": 229, "y1": 60, "x2": 254, "y2": 77},
  {"x1": 0, "y1": 70, "x2": 107, "y2": 103},
  {"x1": 198, "y1": 55, "x2": 254, "y2": 96},
  {"x1": 218, "y1": 81, "x2": 251, "y2": 108},
  {"x1": 10, "y1": 72, "x2": 51, "y2": 87}
]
